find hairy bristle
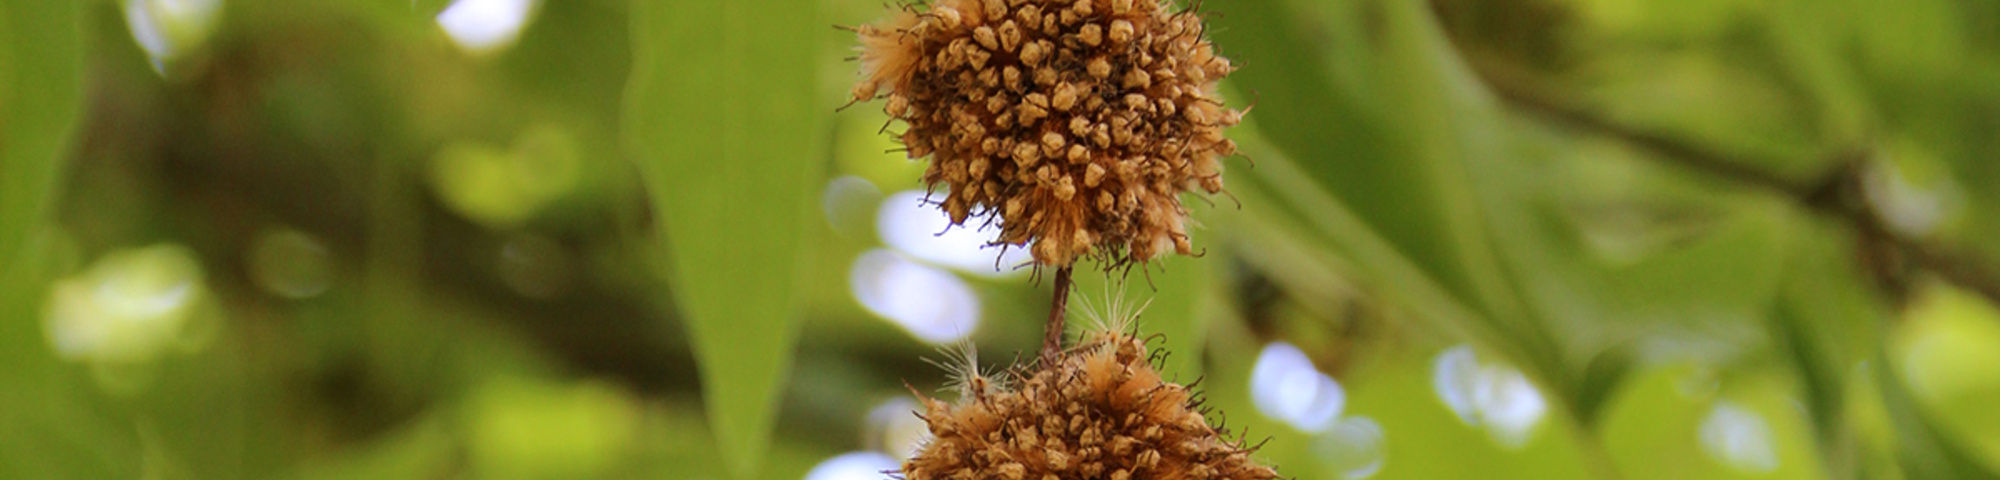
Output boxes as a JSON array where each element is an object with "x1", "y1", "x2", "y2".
[
  {"x1": 1070, "y1": 282, "x2": 1152, "y2": 343},
  {"x1": 924, "y1": 339, "x2": 1009, "y2": 400}
]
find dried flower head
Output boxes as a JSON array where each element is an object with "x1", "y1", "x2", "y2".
[
  {"x1": 902, "y1": 325, "x2": 1277, "y2": 480},
  {"x1": 850, "y1": 0, "x2": 1243, "y2": 268}
]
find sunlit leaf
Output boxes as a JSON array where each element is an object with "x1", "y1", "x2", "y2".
[
  {"x1": 1889, "y1": 284, "x2": 2000, "y2": 473},
  {"x1": 1600, "y1": 366, "x2": 1827, "y2": 480},
  {"x1": 623, "y1": 0, "x2": 822, "y2": 476},
  {"x1": 1874, "y1": 350, "x2": 2000, "y2": 479}
]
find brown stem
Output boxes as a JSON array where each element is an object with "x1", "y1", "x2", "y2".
[{"x1": 1043, "y1": 266, "x2": 1074, "y2": 367}]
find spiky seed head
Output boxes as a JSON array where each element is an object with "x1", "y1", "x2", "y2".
[
  {"x1": 901, "y1": 318, "x2": 1278, "y2": 480},
  {"x1": 851, "y1": 0, "x2": 1242, "y2": 268}
]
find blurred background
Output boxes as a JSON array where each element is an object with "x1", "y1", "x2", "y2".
[{"x1": 2, "y1": 0, "x2": 1999, "y2": 479}]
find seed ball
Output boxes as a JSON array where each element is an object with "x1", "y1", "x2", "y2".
[
  {"x1": 851, "y1": 0, "x2": 1243, "y2": 267},
  {"x1": 902, "y1": 327, "x2": 1279, "y2": 480}
]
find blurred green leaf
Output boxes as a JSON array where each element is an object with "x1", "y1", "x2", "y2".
[
  {"x1": 1350, "y1": 359, "x2": 1599, "y2": 480},
  {"x1": 1198, "y1": 317, "x2": 1600, "y2": 480},
  {"x1": 1846, "y1": 0, "x2": 1968, "y2": 89},
  {"x1": 1571, "y1": 346, "x2": 1634, "y2": 428},
  {"x1": 1373, "y1": 0, "x2": 1542, "y2": 329},
  {"x1": 1215, "y1": 0, "x2": 1566, "y2": 392},
  {"x1": 622, "y1": 1, "x2": 822, "y2": 476},
  {"x1": 293, "y1": 415, "x2": 456, "y2": 480},
  {"x1": 1765, "y1": 218, "x2": 1904, "y2": 479},
  {"x1": 0, "y1": 0, "x2": 84, "y2": 327},
  {"x1": 1225, "y1": 120, "x2": 1496, "y2": 372},
  {"x1": 1574, "y1": 0, "x2": 1750, "y2": 40},
  {"x1": 1599, "y1": 365, "x2": 1827, "y2": 480},
  {"x1": 1874, "y1": 350, "x2": 2000, "y2": 480},
  {"x1": 1210, "y1": 0, "x2": 1517, "y2": 330},
  {"x1": 1763, "y1": 0, "x2": 1871, "y2": 151},
  {"x1": 462, "y1": 375, "x2": 641, "y2": 479},
  {"x1": 1890, "y1": 285, "x2": 2000, "y2": 474},
  {"x1": 0, "y1": 2, "x2": 91, "y2": 475},
  {"x1": 1486, "y1": 151, "x2": 1795, "y2": 373}
]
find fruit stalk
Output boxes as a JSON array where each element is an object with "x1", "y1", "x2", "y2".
[{"x1": 1042, "y1": 265, "x2": 1073, "y2": 367}]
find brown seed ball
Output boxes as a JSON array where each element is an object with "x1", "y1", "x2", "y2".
[
  {"x1": 851, "y1": 0, "x2": 1242, "y2": 268},
  {"x1": 903, "y1": 329, "x2": 1278, "y2": 480}
]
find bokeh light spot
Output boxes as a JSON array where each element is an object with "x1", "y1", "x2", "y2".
[
  {"x1": 1250, "y1": 342, "x2": 1344, "y2": 433},
  {"x1": 1315, "y1": 416, "x2": 1386, "y2": 479},
  {"x1": 849, "y1": 249, "x2": 980, "y2": 344},
  {"x1": 121, "y1": 0, "x2": 223, "y2": 73},
  {"x1": 44, "y1": 244, "x2": 217, "y2": 368},
  {"x1": 1431, "y1": 345, "x2": 1548, "y2": 449},
  {"x1": 1476, "y1": 367, "x2": 1548, "y2": 449},
  {"x1": 876, "y1": 190, "x2": 1031, "y2": 277},
  {"x1": 863, "y1": 397, "x2": 933, "y2": 461},
  {"x1": 437, "y1": 0, "x2": 538, "y2": 55},
  {"x1": 824, "y1": 176, "x2": 884, "y2": 239},
  {"x1": 1698, "y1": 401, "x2": 1780, "y2": 473},
  {"x1": 804, "y1": 452, "x2": 899, "y2": 480}
]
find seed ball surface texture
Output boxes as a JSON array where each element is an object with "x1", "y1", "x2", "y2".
[
  {"x1": 903, "y1": 330, "x2": 1279, "y2": 480},
  {"x1": 853, "y1": 0, "x2": 1242, "y2": 268}
]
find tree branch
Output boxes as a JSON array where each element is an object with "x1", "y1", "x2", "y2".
[{"x1": 1471, "y1": 60, "x2": 2000, "y2": 308}]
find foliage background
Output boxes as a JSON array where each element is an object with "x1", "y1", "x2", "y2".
[{"x1": 2, "y1": 0, "x2": 2000, "y2": 479}]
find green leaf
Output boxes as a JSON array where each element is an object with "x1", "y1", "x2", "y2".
[
  {"x1": 293, "y1": 415, "x2": 456, "y2": 480},
  {"x1": 1889, "y1": 284, "x2": 2000, "y2": 474},
  {"x1": 1209, "y1": 0, "x2": 1497, "y2": 320},
  {"x1": 1572, "y1": 346, "x2": 1635, "y2": 428},
  {"x1": 1599, "y1": 365, "x2": 1830, "y2": 480},
  {"x1": 1763, "y1": 0, "x2": 1872, "y2": 152},
  {"x1": 0, "y1": 2, "x2": 86, "y2": 449},
  {"x1": 1769, "y1": 219, "x2": 1893, "y2": 480},
  {"x1": 1212, "y1": 0, "x2": 1563, "y2": 387},
  {"x1": 1874, "y1": 351, "x2": 2000, "y2": 480},
  {"x1": 1487, "y1": 153, "x2": 1796, "y2": 355},
  {"x1": 1223, "y1": 120, "x2": 1497, "y2": 371},
  {"x1": 0, "y1": 0, "x2": 84, "y2": 331},
  {"x1": 622, "y1": 1, "x2": 822, "y2": 477}
]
